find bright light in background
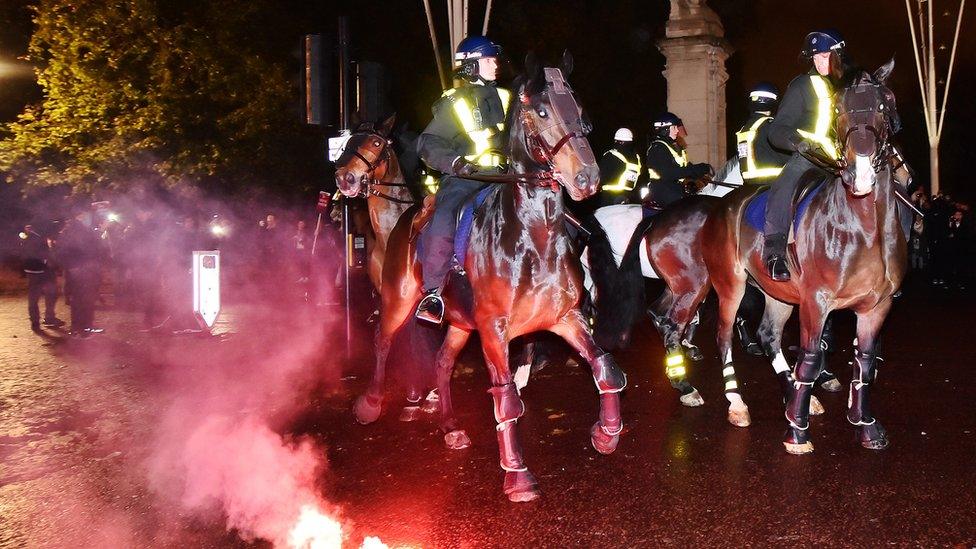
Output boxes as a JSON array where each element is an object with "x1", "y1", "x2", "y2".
[
  {"x1": 106, "y1": 212, "x2": 120, "y2": 222},
  {"x1": 0, "y1": 59, "x2": 34, "y2": 79},
  {"x1": 210, "y1": 224, "x2": 228, "y2": 236}
]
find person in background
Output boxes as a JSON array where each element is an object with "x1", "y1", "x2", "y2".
[
  {"x1": 56, "y1": 203, "x2": 105, "y2": 337},
  {"x1": 21, "y1": 224, "x2": 63, "y2": 331}
]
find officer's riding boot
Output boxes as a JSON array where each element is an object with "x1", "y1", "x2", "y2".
[
  {"x1": 763, "y1": 233, "x2": 791, "y2": 282},
  {"x1": 415, "y1": 288, "x2": 445, "y2": 324},
  {"x1": 735, "y1": 316, "x2": 763, "y2": 356}
]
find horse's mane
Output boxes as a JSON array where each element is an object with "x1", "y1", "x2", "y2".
[{"x1": 714, "y1": 156, "x2": 740, "y2": 182}]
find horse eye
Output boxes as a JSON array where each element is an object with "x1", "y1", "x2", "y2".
[
  {"x1": 373, "y1": 140, "x2": 381, "y2": 146},
  {"x1": 538, "y1": 109, "x2": 548, "y2": 118}
]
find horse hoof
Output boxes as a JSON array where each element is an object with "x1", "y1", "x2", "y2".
[
  {"x1": 590, "y1": 422, "x2": 620, "y2": 455},
  {"x1": 727, "y1": 406, "x2": 751, "y2": 427},
  {"x1": 683, "y1": 345, "x2": 704, "y2": 362},
  {"x1": 861, "y1": 436, "x2": 889, "y2": 450},
  {"x1": 504, "y1": 471, "x2": 540, "y2": 503},
  {"x1": 784, "y1": 441, "x2": 815, "y2": 455},
  {"x1": 353, "y1": 394, "x2": 382, "y2": 425},
  {"x1": 820, "y1": 377, "x2": 843, "y2": 392},
  {"x1": 679, "y1": 389, "x2": 705, "y2": 407},
  {"x1": 419, "y1": 390, "x2": 439, "y2": 414},
  {"x1": 443, "y1": 430, "x2": 471, "y2": 450},
  {"x1": 398, "y1": 405, "x2": 421, "y2": 422},
  {"x1": 809, "y1": 395, "x2": 825, "y2": 416},
  {"x1": 744, "y1": 343, "x2": 764, "y2": 357}
]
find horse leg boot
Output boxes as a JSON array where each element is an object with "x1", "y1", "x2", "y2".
[
  {"x1": 816, "y1": 315, "x2": 842, "y2": 392},
  {"x1": 489, "y1": 382, "x2": 538, "y2": 502},
  {"x1": 784, "y1": 348, "x2": 823, "y2": 454},
  {"x1": 721, "y1": 349, "x2": 750, "y2": 427},
  {"x1": 590, "y1": 353, "x2": 627, "y2": 454},
  {"x1": 848, "y1": 346, "x2": 889, "y2": 450},
  {"x1": 680, "y1": 311, "x2": 704, "y2": 362},
  {"x1": 734, "y1": 316, "x2": 763, "y2": 356}
]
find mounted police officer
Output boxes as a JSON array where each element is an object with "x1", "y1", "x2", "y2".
[
  {"x1": 596, "y1": 128, "x2": 642, "y2": 208},
  {"x1": 763, "y1": 30, "x2": 846, "y2": 281},
  {"x1": 415, "y1": 36, "x2": 512, "y2": 324},
  {"x1": 736, "y1": 83, "x2": 790, "y2": 185},
  {"x1": 642, "y1": 113, "x2": 712, "y2": 209}
]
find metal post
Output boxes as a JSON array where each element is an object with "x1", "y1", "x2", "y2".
[
  {"x1": 422, "y1": 0, "x2": 448, "y2": 89},
  {"x1": 310, "y1": 212, "x2": 323, "y2": 256},
  {"x1": 482, "y1": 0, "x2": 493, "y2": 35},
  {"x1": 338, "y1": 16, "x2": 353, "y2": 361}
]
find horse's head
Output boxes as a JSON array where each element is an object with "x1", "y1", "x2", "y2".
[
  {"x1": 513, "y1": 51, "x2": 599, "y2": 201},
  {"x1": 334, "y1": 114, "x2": 397, "y2": 197},
  {"x1": 836, "y1": 59, "x2": 897, "y2": 197}
]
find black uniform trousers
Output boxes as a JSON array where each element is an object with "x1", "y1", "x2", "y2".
[
  {"x1": 763, "y1": 153, "x2": 828, "y2": 259},
  {"x1": 420, "y1": 175, "x2": 488, "y2": 291},
  {"x1": 67, "y1": 264, "x2": 100, "y2": 331},
  {"x1": 27, "y1": 271, "x2": 58, "y2": 325}
]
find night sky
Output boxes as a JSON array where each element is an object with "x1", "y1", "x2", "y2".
[{"x1": 2, "y1": 1, "x2": 974, "y2": 200}]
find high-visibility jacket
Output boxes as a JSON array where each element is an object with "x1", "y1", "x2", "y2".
[
  {"x1": 736, "y1": 114, "x2": 789, "y2": 181},
  {"x1": 646, "y1": 139, "x2": 688, "y2": 180},
  {"x1": 768, "y1": 71, "x2": 840, "y2": 160},
  {"x1": 600, "y1": 148, "x2": 642, "y2": 192},
  {"x1": 644, "y1": 137, "x2": 707, "y2": 207},
  {"x1": 417, "y1": 83, "x2": 512, "y2": 175}
]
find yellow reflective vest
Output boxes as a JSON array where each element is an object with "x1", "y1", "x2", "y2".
[
  {"x1": 646, "y1": 140, "x2": 688, "y2": 180},
  {"x1": 736, "y1": 116, "x2": 783, "y2": 180},
  {"x1": 796, "y1": 75, "x2": 840, "y2": 160},
  {"x1": 601, "y1": 149, "x2": 642, "y2": 192},
  {"x1": 443, "y1": 86, "x2": 512, "y2": 168}
]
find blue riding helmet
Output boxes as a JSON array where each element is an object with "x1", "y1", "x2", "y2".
[
  {"x1": 802, "y1": 29, "x2": 845, "y2": 58},
  {"x1": 652, "y1": 112, "x2": 683, "y2": 135},
  {"x1": 454, "y1": 36, "x2": 502, "y2": 80}
]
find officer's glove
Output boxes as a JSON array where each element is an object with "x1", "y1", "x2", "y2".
[
  {"x1": 691, "y1": 163, "x2": 712, "y2": 179},
  {"x1": 452, "y1": 157, "x2": 478, "y2": 177}
]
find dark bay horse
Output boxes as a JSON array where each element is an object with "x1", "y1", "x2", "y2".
[
  {"x1": 334, "y1": 115, "x2": 418, "y2": 291},
  {"x1": 652, "y1": 60, "x2": 904, "y2": 453},
  {"x1": 354, "y1": 53, "x2": 627, "y2": 502}
]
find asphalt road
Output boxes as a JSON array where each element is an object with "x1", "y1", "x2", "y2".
[{"x1": 1, "y1": 277, "x2": 974, "y2": 548}]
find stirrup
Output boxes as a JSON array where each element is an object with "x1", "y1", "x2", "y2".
[
  {"x1": 766, "y1": 256, "x2": 791, "y2": 282},
  {"x1": 415, "y1": 292, "x2": 445, "y2": 325}
]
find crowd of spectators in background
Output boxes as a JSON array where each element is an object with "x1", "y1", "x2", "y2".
[
  {"x1": 16, "y1": 199, "x2": 345, "y2": 337},
  {"x1": 909, "y1": 191, "x2": 973, "y2": 290}
]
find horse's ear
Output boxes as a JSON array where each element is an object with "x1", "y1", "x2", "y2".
[
  {"x1": 524, "y1": 51, "x2": 540, "y2": 83},
  {"x1": 378, "y1": 113, "x2": 397, "y2": 137},
  {"x1": 561, "y1": 50, "x2": 574, "y2": 77},
  {"x1": 874, "y1": 57, "x2": 895, "y2": 85}
]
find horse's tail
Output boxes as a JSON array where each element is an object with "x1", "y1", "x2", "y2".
[{"x1": 588, "y1": 214, "x2": 654, "y2": 351}]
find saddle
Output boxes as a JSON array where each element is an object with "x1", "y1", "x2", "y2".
[{"x1": 744, "y1": 173, "x2": 827, "y2": 240}]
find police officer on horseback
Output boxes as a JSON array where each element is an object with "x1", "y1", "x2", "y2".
[
  {"x1": 596, "y1": 128, "x2": 642, "y2": 208},
  {"x1": 736, "y1": 83, "x2": 790, "y2": 185},
  {"x1": 415, "y1": 36, "x2": 512, "y2": 324},
  {"x1": 643, "y1": 113, "x2": 712, "y2": 208},
  {"x1": 763, "y1": 30, "x2": 846, "y2": 281}
]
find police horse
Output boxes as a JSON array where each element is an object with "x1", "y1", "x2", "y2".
[
  {"x1": 353, "y1": 54, "x2": 627, "y2": 502},
  {"x1": 646, "y1": 61, "x2": 904, "y2": 452},
  {"x1": 580, "y1": 158, "x2": 753, "y2": 410}
]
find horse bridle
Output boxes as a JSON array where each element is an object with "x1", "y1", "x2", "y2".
[
  {"x1": 338, "y1": 131, "x2": 417, "y2": 204},
  {"x1": 836, "y1": 79, "x2": 894, "y2": 175}
]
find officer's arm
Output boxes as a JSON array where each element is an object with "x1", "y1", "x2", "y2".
[
  {"x1": 650, "y1": 145, "x2": 708, "y2": 180},
  {"x1": 417, "y1": 96, "x2": 464, "y2": 174},
  {"x1": 768, "y1": 77, "x2": 806, "y2": 152}
]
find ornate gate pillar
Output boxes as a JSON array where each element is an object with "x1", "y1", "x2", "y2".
[{"x1": 657, "y1": 0, "x2": 731, "y2": 168}]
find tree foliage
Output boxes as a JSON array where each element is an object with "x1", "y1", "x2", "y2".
[{"x1": 0, "y1": 0, "x2": 311, "y2": 191}]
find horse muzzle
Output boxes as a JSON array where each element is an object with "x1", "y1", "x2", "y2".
[
  {"x1": 335, "y1": 170, "x2": 362, "y2": 198},
  {"x1": 563, "y1": 165, "x2": 599, "y2": 201}
]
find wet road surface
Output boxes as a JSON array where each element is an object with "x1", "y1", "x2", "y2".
[{"x1": 1, "y1": 278, "x2": 974, "y2": 547}]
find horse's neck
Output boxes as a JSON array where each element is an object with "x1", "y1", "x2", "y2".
[
  {"x1": 824, "y1": 171, "x2": 901, "y2": 243},
  {"x1": 367, "y1": 156, "x2": 411, "y2": 245},
  {"x1": 492, "y1": 183, "x2": 567, "y2": 254}
]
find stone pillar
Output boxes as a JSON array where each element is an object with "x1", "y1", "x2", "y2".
[{"x1": 657, "y1": 0, "x2": 731, "y2": 168}]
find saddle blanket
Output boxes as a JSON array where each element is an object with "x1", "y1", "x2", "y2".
[
  {"x1": 744, "y1": 183, "x2": 824, "y2": 234},
  {"x1": 453, "y1": 185, "x2": 496, "y2": 270}
]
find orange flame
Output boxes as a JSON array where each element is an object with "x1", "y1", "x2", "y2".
[{"x1": 286, "y1": 505, "x2": 395, "y2": 549}]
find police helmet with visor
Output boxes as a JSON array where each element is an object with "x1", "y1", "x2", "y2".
[{"x1": 454, "y1": 36, "x2": 502, "y2": 80}]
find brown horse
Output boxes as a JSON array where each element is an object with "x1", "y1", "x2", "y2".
[
  {"x1": 651, "y1": 60, "x2": 904, "y2": 453},
  {"x1": 334, "y1": 115, "x2": 418, "y2": 291},
  {"x1": 353, "y1": 53, "x2": 627, "y2": 502}
]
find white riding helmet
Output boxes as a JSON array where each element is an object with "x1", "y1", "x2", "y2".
[{"x1": 613, "y1": 128, "x2": 634, "y2": 143}]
